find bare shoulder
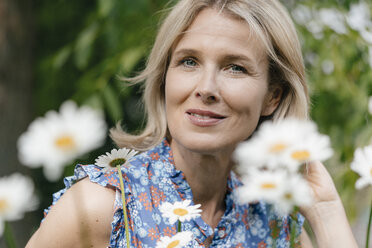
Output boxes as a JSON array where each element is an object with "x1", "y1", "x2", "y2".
[{"x1": 26, "y1": 178, "x2": 115, "y2": 248}]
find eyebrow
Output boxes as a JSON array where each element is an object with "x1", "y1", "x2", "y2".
[
  {"x1": 222, "y1": 54, "x2": 258, "y2": 66},
  {"x1": 172, "y1": 48, "x2": 258, "y2": 66},
  {"x1": 172, "y1": 48, "x2": 201, "y2": 58}
]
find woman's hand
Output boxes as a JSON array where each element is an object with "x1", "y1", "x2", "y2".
[
  {"x1": 301, "y1": 161, "x2": 340, "y2": 213},
  {"x1": 299, "y1": 161, "x2": 357, "y2": 248}
]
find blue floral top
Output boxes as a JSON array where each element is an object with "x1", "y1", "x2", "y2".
[{"x1": 44, "y1": 139, "x2": 304, "y2": 247}]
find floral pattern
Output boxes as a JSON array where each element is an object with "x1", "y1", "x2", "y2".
[{"x1": 44, "y1": 139, "x2": 304, "y2": 247}]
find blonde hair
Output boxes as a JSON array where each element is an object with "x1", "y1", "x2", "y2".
[{"x1": 111, "y1": 0, "x2": 309, "y2": 150}]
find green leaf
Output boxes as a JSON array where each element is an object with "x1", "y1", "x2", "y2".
[
  {"x1": 83, "y1": 93, "x2": 104, "y2": 111},
  {"x1": 74, "y1": 23, "x2": 99, "y2": 69},
  {"x1": 52, "y1": 45, "x2": 71, "y2": 69},
  {"x1": 98, "y1": 0, "x2": 115, "y2": 17},
  {"x1": 102, "y1": 83, "x2": 123, "y2": 122},
  {"x1": 120, "y1": 47, "x2": 145, "y2": 73}
]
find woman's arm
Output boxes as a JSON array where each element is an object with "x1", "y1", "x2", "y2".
[
  {"x1": 26, "y1": 178, "x2": 115, "y2": 248},
  {"x1": 299, "y1": 228, "x2": 313, "y2": 248},
  {"x1": 300, "y1": 161, "x2": 357, "y2": 248}
]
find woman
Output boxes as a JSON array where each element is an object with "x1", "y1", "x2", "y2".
[{"x1": 27, "y1": 0, "x2": 357, "y2": 247}]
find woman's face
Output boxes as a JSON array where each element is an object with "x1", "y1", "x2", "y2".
[{"x1": 165, "y1": 8, "x2": 279, "y2": 154}]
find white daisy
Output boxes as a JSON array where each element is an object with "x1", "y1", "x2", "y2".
[
  {"x1": 360, "y1": 28, "x2": 372, "y2": 44},
  {"x1": 159, "y1": 200, "x2": 202, "y2": 225},
  {"x1": 368, "y1": 96, "x2": 372, "y2": 115},
  {"x1": 346, "y1": 1, "x2": 371, "y2": 32},
  {"x1": 156, "y1": 231, "x2": 193, "y2": 248},
  {"x1": 95, "y1": 148, "x2": 138, "y2": 172},
  {"x1": 274, "y1": 174, "x2": 312, "y2": 215},
  {"x1": 17, "y1": 100, "x2": 107, "y2": 181},
  {"x1": 306, "y1": 19, "x2": 324, "y2": 39},
  {"x1": 318, "y1": 8, "x2": 348, "y2": 34},
  {"x1": 236, "y1": 170, "x2": 287, "y2": 206},
  {"x1": 234, "y1": 118, "x2": 317, "y2": 172},
  {"x1": 282, "y1": 133, "x2": 333, "y2": 172},
  {"x1": 321, "y1": 60, "x2": 335, "y2": 75},
  {"x1": 0, "y1": 173, "x2": 38, "y2": 235},
  {"x1": 291, "y1": 4, "x2": 312, "y2": 26},
  {"x1": 237, "y1": 170, "x2": 312, "y2": 215},
  {"x1": 350, "y1": 145, "x2": 372, "y2": 189}
]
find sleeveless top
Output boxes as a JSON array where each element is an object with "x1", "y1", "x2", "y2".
[{"x1": 44, "y1": 139, "x2": 304, "y2": 247}]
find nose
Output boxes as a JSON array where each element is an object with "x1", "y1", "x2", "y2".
[{"x1": 195, "y1": 67, "x2": 219, "y2": 104}]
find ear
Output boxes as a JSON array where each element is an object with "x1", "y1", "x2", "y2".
[{"x1": 261, "y1": 85, "x2": 283, "y2": 116}]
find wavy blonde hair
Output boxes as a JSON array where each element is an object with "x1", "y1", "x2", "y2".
[{"x1": 111, "y1": 0, "x2": 309, "y2": 150}]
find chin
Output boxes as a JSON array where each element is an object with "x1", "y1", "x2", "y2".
[{"x1": 173, "y1": 134, "x2": 238, "y2": 155}]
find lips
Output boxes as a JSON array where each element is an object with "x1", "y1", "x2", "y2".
[{"x1": 186, "y1": 109, "x2": 226, "y2": 127}]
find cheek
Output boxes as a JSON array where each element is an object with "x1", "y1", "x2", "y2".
[
  {"x1": 165, "y1": 71, "x2": 190, "y2": 121},
  {"x1": 227, "y1": 90, "x2": 267, "y2": 140},
  {"x1": 223, "y1": 82, "x2": 268, "y2": 116},
  {"x1": 165, "y1": 70, "x2": 196, "y2": 107}
]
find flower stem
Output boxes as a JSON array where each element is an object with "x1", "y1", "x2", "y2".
[
  {"x1": 366, "y1": 198, "x2": 372, "y2": 248},
  {"x1": 178, "y1": 221, "x2": 181, "y2": 232},
  {"x1": 290, "y1": 209, "x2": 299, "y2": 248},
  {"x1": 290, "y1": 221, "x2": 296, "y2": 248},
  {"x1": 117, "y1": 165, "x2": 130, "y2": 248},
  {"x1": 4, "y1": 222, "x2": 17, "y2": 248}
]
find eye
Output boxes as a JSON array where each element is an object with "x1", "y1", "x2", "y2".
[
  {"x1": 179, "y1": 57, "x2": 198, "y2": 68},
  {"x1": 225, "y1": 64, "x2": 248, "y2": 74}
]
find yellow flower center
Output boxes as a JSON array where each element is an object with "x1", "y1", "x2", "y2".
[
  {"x1": 167, "y1": 240, "x2": 180, "y2": 248},
  {"x1": 260, "y1": 182, "x2": 277, "y2": 189},
  {"x1": 55, "y1": 135, "x2": 76, "y2": 151},
  {"x1": 370, "y1": 168, "x2": 372, "y2": 176},
  {"x1": 284, "y1": 192, "x2": 293, "y2": 200},
  {"x1": 173, "y1": 208, "x2": 189, "y2": 216},
  {"x1": 0, "y1": 198, "x2": 9, "y2": 213},
  {"x1": 269, "y1": 143, "x2": 287, "y2": 153},
  {"x1": 109, "y1": 158, "x2": 127, "y2": 167},
  {"x1": 291, "y1": 150, "x2": 310, "y2": 161}
]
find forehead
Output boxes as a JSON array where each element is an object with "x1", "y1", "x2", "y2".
[{"x1": 173, "y1": 8, "x2": 267, "y2": 60}]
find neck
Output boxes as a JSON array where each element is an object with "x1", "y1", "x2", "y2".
[{"x1": 170, "y1": 140, "x2": 234, "y2": 228}]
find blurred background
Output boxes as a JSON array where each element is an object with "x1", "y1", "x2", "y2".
[{"x1": 0, "y1": 0, "x2": 372, "y2": 246}]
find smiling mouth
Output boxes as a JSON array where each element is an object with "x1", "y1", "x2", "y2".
[
  {"x1": 186, "y1": 109, "x2": 226, "y2": 119},
  {"x1": 188, "y1": 112, "x2": 225, "y2": 119},
  {"x1": 185, "y1": 109, "x2": 226, "y2": 127}
]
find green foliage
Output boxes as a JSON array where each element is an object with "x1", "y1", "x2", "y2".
[{"x1": 35, "y1": 0, "x2": 169, "y2": 119}]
